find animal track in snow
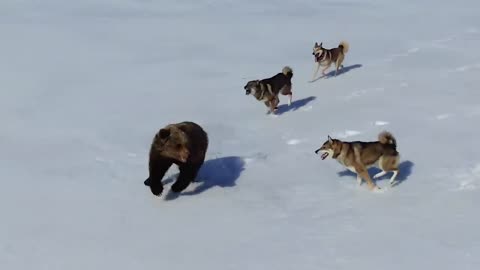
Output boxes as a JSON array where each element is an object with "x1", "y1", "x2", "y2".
[
  {"x1": 243, "y1": 152, "x2": 268, "y2": 165},
  {"x1": 407, "y1": 47, "x2": 420, "y2": 53},
  {"x1": 436, "y1": 114, "x2": 451, "y2": 120},
  {"x1": 451, "y1": 63, "x2": 480, "y2": 73},
  {"x1": 466, "y1": 27, "x2": 478, "y2": 33},
  {"x1": 374, "y1": 121, "x2": 389, "y2": 126},
  {"x1": 385, "y1": 47, "x2": 420, "y2": 61},
  {"x1": 430, "y1": 36, "x2": 455, "y2": 48},
  {"x1": 432, "y1": 37, "x2": 454, "y2": 43},
  {"x1": 95, "y1": 157, "x2": 113, "y2": 164},
  {"x1": 452, "y1": 164, "x2": 480, "y2": 191},
  {"x1": 344, "y1": 87, "x2": 384, "y2": 100},
  {"x1": 333, "y1": 130, "x2": 362, "y2": 139},
  {"x1": 463, "y1": 106, "x2": 480, "y2": 117},
  {"x1": 301, "y1": 105, "x2": 313, "y2": 111},
  {"x1": 286, "y1": 139, "x2": 302, "y2": 145}
]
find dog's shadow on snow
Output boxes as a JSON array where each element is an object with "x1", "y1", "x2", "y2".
[
  {"x1": 276, "y1": 96, "x2": 316, "y2": 115},
  {"x1": 310, "y1": 64, "x2": 362, "y2": 82},
  {"x1": 337, "y1": 160, "x2": 414, "y2": 186},
  {"x1": 161, "y1": 156, "x2": 245, "y2": 200}
]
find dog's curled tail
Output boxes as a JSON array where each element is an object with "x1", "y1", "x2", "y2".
[
  {"x1": 282, "y1": 66, "x2": 293, "y2": 79},
  {"x1": 338, "y1": 41, "x2": 349, "y2": 54},
  {"x1": 378, "y1": 131, "x2": 397, "y2": 146}
]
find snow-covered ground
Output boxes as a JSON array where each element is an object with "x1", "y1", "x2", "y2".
[{"x1": 1, "y1": 0, "x2": 480, "y2": 269}]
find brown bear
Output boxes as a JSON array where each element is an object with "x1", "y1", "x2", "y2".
[{"x1": 144, "y1": 121, "x2": 209, "y2": 196}]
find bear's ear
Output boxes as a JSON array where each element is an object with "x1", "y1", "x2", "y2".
[{"x1": 159, "y1": 128, "x2": 170, "y2": 139}]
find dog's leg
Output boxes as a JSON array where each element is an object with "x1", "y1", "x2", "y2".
[
  {"x1": 356, "y1": 165, "x2": 380, "y2": 191},
  {"x1": 373, "y1": 171, "x2": 387, "y2": 179},
  {"x1": 322, "y1": 63, "x2": 331, "y2": 76},
  {"x1": 356, "y1": 174, "x2": 362, "y2": 185},
  {"x1": 264, "y1": 100, "x2": 270, "y2": 111},
  {"x1": 264, "y1": 101, "x2": 273, "y2": 114},
  {"x1": 335, "y1": 56, "x2": 345, "y2": 76},
  {"x1": 281, "y1": 85, "x2": 292, "y2": 106},
  {"x1": 272, "y1": 97, "x2": 280, "y2": 113},
  {"x1": 389, "y1": 170, "x2": 399, "y2": 186},
  {"x1": 312, "y1": 63, "x2": 320, "y2": 80},
  {"x1": 266, "y1": 99, "x2": 276, "y2": 114}
]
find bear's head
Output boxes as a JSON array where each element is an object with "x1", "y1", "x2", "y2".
[{"x1": 153, "y1": 125, "x2": 190, "y2": 163}]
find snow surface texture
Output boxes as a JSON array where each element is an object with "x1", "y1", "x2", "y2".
[{"x1": 1, "y1": 0, "x2": 480, "y2": 269}]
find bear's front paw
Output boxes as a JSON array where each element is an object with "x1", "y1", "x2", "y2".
[{"x1": 149, "y1": 184, "x2": 164, "y2": 196}]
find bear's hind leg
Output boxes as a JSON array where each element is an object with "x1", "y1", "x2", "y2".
[{"x1": 171, "y1": 163, "x2": 202, "y2": 193}]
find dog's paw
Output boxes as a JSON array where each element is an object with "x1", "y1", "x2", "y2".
[{"x1": 368, "y1": 185, "x2": 383, "y2": 192}]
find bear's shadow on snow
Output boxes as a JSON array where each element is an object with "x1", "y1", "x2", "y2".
[
  {"x1": 337, "y1": 160, "x2": 414, "y2": 186},
  {"x1": 276, "y1": 96, "x2": 316, "y2": 115},
  {"x1": 163, "y1": 156, "x2": 245, "y2": 200}
]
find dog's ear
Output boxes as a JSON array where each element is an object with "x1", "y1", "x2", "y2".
[
  {"x1": 315, "y1": 42, "x2": 318, "y2": 47},
  {"x1": 319, "y1": 42, "x2": 323, "y2": 47},
  {"x1": 328, "y1": 135, "x2": 333, "y2": 143}
]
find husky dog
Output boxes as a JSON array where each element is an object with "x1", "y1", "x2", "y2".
[
  {"x1": 315, "y1": 131, "x2": 400, "y2": 191},
  {"x1": 244, "y1": 66, "x2": 293, "y2": 114},
  {"x1": 312, "y1": 41, "x2": 349, "y2": 80}
]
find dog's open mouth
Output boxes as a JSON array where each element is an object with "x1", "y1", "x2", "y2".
[{"x1": 321, "y1": 152, "x2": 329, "y2": 160}]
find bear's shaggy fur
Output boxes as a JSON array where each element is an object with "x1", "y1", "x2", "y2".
[{"x1": 144, "y1": 121, "x2": 208, "y2": 196}]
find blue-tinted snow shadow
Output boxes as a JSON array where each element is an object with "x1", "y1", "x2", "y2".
[
  {"x1": 162, "y1": 156, "x2": 245, "y2": 200},
  {"x1": 337, "y1": 160, "x2": 414, "y2": 186},
  {"x1": 310, "y1": 64, "x2": 362, "y2": 82},
  {"x1": 276, "y1": 96, "x2": 316, "y2": 115}
]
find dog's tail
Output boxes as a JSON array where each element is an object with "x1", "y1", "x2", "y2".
[
  {"x1": 338, "y1": 41, "x2": 349, "y2": 54},
  {"x1": 282, "y1": 66, "x2": 293, "y2": 79},
  {"x1": 378, "y1": 131, "x2": 397, "y2": 146}
]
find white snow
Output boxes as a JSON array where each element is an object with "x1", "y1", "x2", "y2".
[{"x1": 1, "y1": 0, "x2": 480, "y2": 269}]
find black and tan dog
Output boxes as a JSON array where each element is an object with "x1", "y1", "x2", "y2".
[
  {"x1": 311, "y1": 41, "x2": 349, "y2": 80},
  {"x1": 244, "y1": 66, "x2": 293, "y2": 114},
  {"x1": 315, "y1": 131, "x2": 400, "y2": 191}
]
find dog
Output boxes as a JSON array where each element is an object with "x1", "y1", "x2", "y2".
[
  {"x1": 311, "y1": 41, "x2": 349, "y2": 80},
  {"x1": 244, "y1": 66, "x2": 293, "y2": 114},
  {"x1": 314, "y1": 131, "x2": 400, "y2": 191}
]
